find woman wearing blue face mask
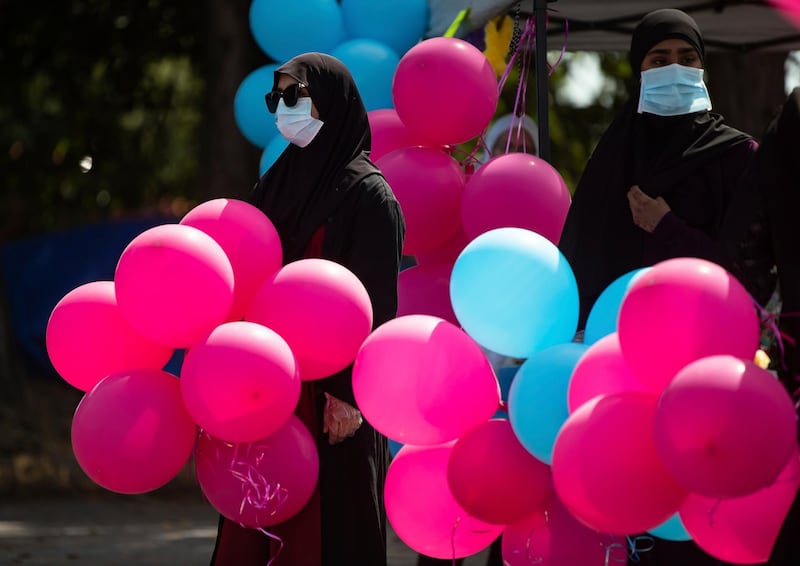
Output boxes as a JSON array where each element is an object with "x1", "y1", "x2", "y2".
[{"x1": 559, "y1": 9, "x2": 765, "y2": 333}]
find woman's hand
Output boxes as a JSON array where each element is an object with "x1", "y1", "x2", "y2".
[
  {"x1": 627, "y1": 185, "x2": 671, "y2": 232},
  {"x1": 323, "y1": 393, "x2": 364, "y2": 445}
]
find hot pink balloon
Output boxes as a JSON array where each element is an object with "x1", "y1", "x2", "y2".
[
  {"x1": 414, "y1": 224, "x2": 471, "y2": 266},
  {"x1": 617, "y1": 258, "x2": 760, "y2": 393},
  {"x1": 376, "y1": 146, "x2": 465, "y2": 255},
  {"x1": 461, "y1": 153, "x2": 572, "y2": 245},
  {"x1": 447, "y1": 418, "x2": 552, "y2": 525},
  {"x1": 114, "y1": 223, "x2": 235, "y2": 348},
  {"x1": 71, "y1": 368, "x2": 197, "y2": 494},
  {"x1": 552, "y1": 392, "x2": 688, "y2": 535},
  {"x1": 353, "y1": 314, "x2": 501, "y2": 445},
  {"x1": 386, "y1": 442, "x2": 505, "y2": 559},
  {"x1": 392, "y1": 37, "x2": 499, "y2": 146},
  {"x1": 195, "y1": 415, "x2": 319, "y2": 528},
  {"x1": 46, "y1": 281, "x2": 173, "y2": 392},
  {"x1": 679, "y1": 448, "x2": 800, "y2": 564},
  {"x1": 180, "y1": 198, "x2": 282, "y2": 321},
  {"x1": 770, "y1": 0, "x2": 800, "y2": 28},
  {"x1": 180, "y1": 321, "x2": 300, "y2": 443},
  {"x1": 567, "y1": 333, "x2": 650, "y2": 412},
  {"x1": 397, "y1": 263, "x2": 457, "y2": 325},
  {"x1": 367, "y1": 108, "x2": 423, "y2": 161},
  {"x1": 246, "y1": 258, "x2": 373, "y2": 380},
  {"x1": 654, "y1": 355, "x2": 797, "y2": 499}
]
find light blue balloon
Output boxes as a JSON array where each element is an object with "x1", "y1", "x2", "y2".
[
  {"x1": 234, "y1": 64, "x2": 280, "y2": 148},
  {"x1": 259, "y1": 135, "x2": 289, "y2": 175},
  {"x1": 341, "y1": 0, "x2": 429, "y2": 56},
  {"x1": 388, "y1": 438, "x2": 404, "y2": 458},
  {"x1": 249, "y1": 0, "x2": 346, "y2": 62},
  {"x1": 508, "y1": 343, "x2": 588, "y2": 464},
  {"x1": 648, "y1": 513, "x2": 692, "y2": 541},
  {"x1": 450, "y1": 227, "x2": 579, "y2": 359},
  {"x1": 584, "y1": 267, "x2": 650, "y2": 345},
  {"x1": 331, "y1": 39, "x2": 399, "y2": 111}
]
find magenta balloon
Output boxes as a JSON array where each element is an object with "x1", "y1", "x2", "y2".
[
  {"x1": 502, "y1": 494, "x2": 619, "y2": 566},
  {"x1": 195, "y1": 415, "x2": 319, "y2": 528},
  {"x1": 180, "y1": 321, "x2": 300, "y2": 443},
  {"x1": 246, "y1": 258, "x2": 373, "y2": 380},
  {"x1": 654, "y1": 355, "x2": 797, "y2": 499},
  {"x1": 397, "y1": 263, "x2": 458, "y2": 325},
  {"x1": 393, "y1": 37, "x2": 499, "y2": 145},
  {"x1": 353, "y1": 314, "x2": 500, "y2": 445},
  {"x1": 376, "y1": 146, "x2": 465, "y2": 255},
  {"x1": 386, "y1": 443, "x2": 505, "y2": 559},
  {"x1": 71, "y1": 368, "x2": 197, "y2": 494},
  {"x1": 114, "y1": 223, "x2": 234, "y2": 348},
  {"x1": 46, "y1": 281, "x2": 173, "y2": 392},
  {"x1": 617, "y1": 258, "x2": 760, "y2": 393},
  {"x1": 461, "y1": 153, "x2": 572, "y2": 245},
  {"x1": 567, "y1": 333, "x2": 650, "y2": 413},
  {"x1": 367, "y1": 108, "x2": 422, "y2": 161},
  {"x1": 180, "y1": 198, "x2": 282, "y2": 321},
  {"x1": 679, "y1": 448, "x2": 800, "y2": 564},
  {"x1": 447, "y1": 418, "x2": 551, "y2": 525},
  {"x1": 552, "y1": 392, "x2": 688, "y2": 535},
  {"x1": 414, "y1": 224, "x2": 470, "y2": 266}
]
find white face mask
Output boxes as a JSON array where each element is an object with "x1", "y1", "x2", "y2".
[
  {"x1": 275, "y1": 98, "x2": 324, "y2": 147},
  {"x1": 637, "y1": 63, "x2": 712, "y2": 116}
]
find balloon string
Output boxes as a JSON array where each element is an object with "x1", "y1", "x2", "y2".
[
  {"x1": 451, "y1": 516, "x2": 461, "y2": 565},
  {"x1": 754, "y1": 299, "x2": 800, "y2": 400},
  {"x1": 255, "y1": 528, "x2": 284, "y2": 566},
  {"x1": 625, "y1": 535, "x2": 655, "y2": 563}
]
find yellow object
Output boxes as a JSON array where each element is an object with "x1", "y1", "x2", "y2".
[
  {"x1": 483, "y1": 15, "x2": 514, "y2": 77},
  {"x1": 754, "y1": 349, "x2": 771, "y2": 369}
]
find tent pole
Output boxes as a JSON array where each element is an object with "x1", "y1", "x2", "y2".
[{"x1": 534, "y1": 0, "x2": 551, "y2": 162}]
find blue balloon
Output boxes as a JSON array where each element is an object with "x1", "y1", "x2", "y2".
[
  {"x1": 234, "y1": 64, "x2": 279, "y2": 148},
  {"x1": 331, "y1": 39, "x2": 399, "y2": 111},
  {"x1": 508, "y1": 343, "x2": 588, "y2": 464},
  {"x1": 584, "y1": 267, "x2": 650, "y2": 345},
  {"x1": 450, "y1": 227, "x2": 579, "y2": 358},
  {"x1": 341, "y1": 0, "x2": 429, "y2": 56},
  {"x1": 259, "y1": 135, "x2": 289, "y2": 175},
  {"x1": 249, "y1": 0, "x2": 346, "y2": 62},
  {"x1": 388, "y1": 438, "x2": 404, "y2": 458},
  {"x1": 648, "y1": 513, "x2": 692, "y2": 541}
]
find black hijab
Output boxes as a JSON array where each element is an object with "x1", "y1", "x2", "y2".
[
  {"x1": 558, "y1": 9, "x2": 752, "y2": 325},
  {"x1": 250, "y1": 52, "x2": 381, "y2": 262}
]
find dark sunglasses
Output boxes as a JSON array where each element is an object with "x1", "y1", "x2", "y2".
[{"x1": 264, "y1": 83, "x2": 308, "y2": 113}]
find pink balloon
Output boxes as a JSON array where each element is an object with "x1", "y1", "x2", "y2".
[
  {"x1": 414, "y1": 224, "x2": 470, "y2": 266},
  {"x1": 180, "y1": 198, "x2": 282, "y2": 321},
  {"x1": 195, "y1": 415, "x2": 319, "y2": 528},
  {"x1": 654, "y1": 355, "x2": 797, "y2": 499},
  {"x1": 386, "y1": 442, "x2": 505, "y2": 559},
  {"x1": 71, "y1": 368, "x2": 197, "y2": 494},
  {"x1": 617, "y1": 258, "x2": 760, "y2": 393},
  {"x1": 461, "y1": 153, "x2": 572, "y2": 245},
  {"x1": 376, "y1": 146, "x2": 465, "y2": 255},
  {"x1": 246, "y1": 258, "x2": 373, "y2": 380},
  {"x1": 770, "y1": 0, "x2": 800, "y2": 28},
  {"x1": 552, "y1": 392, "x2": 688, "y2": 535},
  {"x1": 397, "y1": 263, "x2": 458, "y2": 325},
  {"x1": 367, "y1": 108, "x2": 423, "y2": 161},
  {"x1": 393, "y1": 37, "x2": 499, "y2": 145},
  {"x1": 114, "y1": 223, "x2": 235, "y2": 348},
  {"x1": 46, "y1": 281, "x2": 173, "y2": 391},
  {"x1": 502, "y1": 493, "x2": 621, "y2": 566},
  {"x1": 567, "y1": 333, "x2": 650, "y2": 413},
  {"x1": 447, "y1": 418, "x2": 551, "y2": 525},
  {"x1": 353, "y1": 314, "x2": 500, "y2": 445},
  {"x1": 679, "y1": 448, "x2": 800, "y2": 564},
  {"x1": 180, "y1": 321, "x2": 300, "y2": 443}
]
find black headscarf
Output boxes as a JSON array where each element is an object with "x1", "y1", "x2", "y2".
[
  {"x1": 558, "y1": 9, "x2": 752, "y2": 326},
  {"x1": 250, "y1": 52, "x2": 381, "y2": 262}
]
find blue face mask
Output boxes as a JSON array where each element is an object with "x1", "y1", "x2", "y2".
[{"x1": 637, "y1": 63, "x2": 712, "y2": 116}]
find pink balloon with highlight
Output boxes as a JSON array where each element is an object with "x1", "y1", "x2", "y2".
[
  {"x1": 617, "y1": 258, "x2": 760, "y2": 393},
  {"x1": 461, "y1": 153, "x2": 572, "y2": 245},
  {"x1": 353, "y1": 314, "x2": 501, "y2": 445},
  {"x1": 246, "y1": 258, "x2": 373, "y2": 380},
  {"x1": 180, "y1": 198, "x2": 282, "y2": 321},
  {"x1": 180, "y1": 321, "x2": 300, "y2": 443},
  {"x1": 386, "y1": 442, "x2": 505, "y2": 559},
  {"x1": 367, "y1": 108, "x2": 422, "y2": 161},
  {"x1": 71, "y1": 368, "x2": 198, "y2": 494},
  {"x1": 46, "y1": 281, "x2": 173, "y2": 392},
  {"x1": 654, "y1": 355, "x2": 797, "y2": 499},
  {"x1": 397, "y1": 263, "x2": 457, "y2": 325},
  {"x1": 377, "y1": 146, "x2": 465, "y2": 255},
  {"x1": 392, "y1": 37, "x2": 499, "y2": 145},
  {"x1": 114, "y1": 223, "x2": 235, "y2": 348},
  {"x1": 195, "y1": 415, "x2": 319, "y2": 528}
]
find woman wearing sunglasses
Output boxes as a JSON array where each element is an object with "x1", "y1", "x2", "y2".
[{"x1": 210, "y1": 52, "x2": 405, "y2": 566}]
